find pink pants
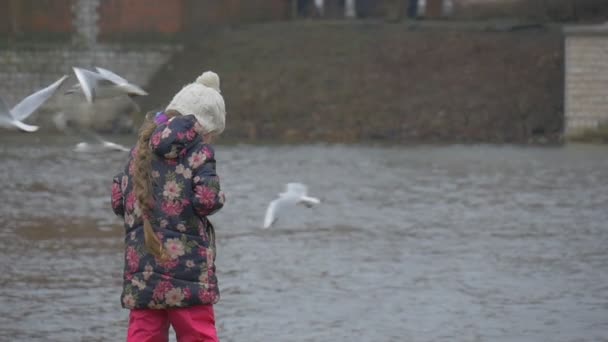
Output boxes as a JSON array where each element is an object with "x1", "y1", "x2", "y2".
[{"x1": 127, "y1": 305, "x2": 218, "y2": 342}]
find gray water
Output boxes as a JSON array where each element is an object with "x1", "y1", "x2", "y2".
[{"x1": 0, "y1": 134, "x2": 607, "y2": 342}]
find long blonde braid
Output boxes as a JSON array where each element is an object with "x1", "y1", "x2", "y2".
[{"x1": 133, "y1": 110, "x2": 180, "y2": 258}]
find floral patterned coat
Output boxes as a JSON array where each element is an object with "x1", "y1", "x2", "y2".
[{"x1": 111, "y1": 115, "x2": 225, "y2": 310}]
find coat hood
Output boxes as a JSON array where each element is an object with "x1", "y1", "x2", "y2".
[{"x1": 149, "y1": 114, "x2": 202, "y2": 159}]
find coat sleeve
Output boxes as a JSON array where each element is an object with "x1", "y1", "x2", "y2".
[
  {"x1": 111, "y1": 172, "x2": 125, "y2": 217},
  {"x1": 191, "y1": 144, "x2": 225, "y2": 217}
]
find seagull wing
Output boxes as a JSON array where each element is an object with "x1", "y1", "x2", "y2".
[
  {"x1": 263, "y1": 198, "x2": 283, "y2": 229},
  {"x1": 95, "y1": 67, "x2": 148, "y2": 96},
  {"x1": 117, "y1": 83, "x2": 148, "y2": 96},
  {"x1": 102, "y1": 140, "x2": 131, "y2": 152},
  {"x1": 11, "y1": 75, "x2": 69, "y2": 122},
  {"x1": 11, "y1": 120, "x2": 39, "y2": 132},
  {"x1": 73, "y1": 67, "x2": 106, "y2": 103},
  {"x1": 0, "y1": 96, "x2": 39, "y2": 132},
  {"x1": 79, "y1": 128, "x2": 130, "y2": 152},
  {"x1": 298, "y1": 195, "x2": 321, "y2": 208},
  {"x1": 94, "y1": 66, "x2": 128, "y2": 85}
]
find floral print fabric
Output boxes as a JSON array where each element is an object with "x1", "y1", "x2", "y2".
[{"x1": 111, "y1": 115, "x2": 225, "y2": 309}]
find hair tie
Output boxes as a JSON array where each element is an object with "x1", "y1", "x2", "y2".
[{"x1": 154, "y1": 111, "x2": 169, "y2": 125}]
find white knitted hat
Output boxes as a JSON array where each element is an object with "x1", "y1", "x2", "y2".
[{"x1": 166, "y1": 71, "x2": 226, "y2": 135}]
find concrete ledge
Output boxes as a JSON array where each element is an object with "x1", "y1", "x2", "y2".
[{"x1": 564, "y1": 22, "x2": 608, "y2": 36}]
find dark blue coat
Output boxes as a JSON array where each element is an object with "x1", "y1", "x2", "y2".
[{"x1": 112, "y1": 115, "x2": 224, "y2": 309}]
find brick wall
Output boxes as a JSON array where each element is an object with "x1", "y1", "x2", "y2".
[
  {"x1": 0, "y1": 0, "x2": 73, "y2": 35},
  {"x1": 564, "y1": 24, "x2": 608, "y2": 137},
  {"x1": 98, "y1": 0, "x2": 291, "y2": 36},
  {"x1": 1, "y1": 0, "x2": 292, "y2": 39},
  {"x1": 98, "y1": 0, "x2": 184, "y2": 37},
  {"x1": 183, "y1": 0, "x2": 289, "y2": 28}
]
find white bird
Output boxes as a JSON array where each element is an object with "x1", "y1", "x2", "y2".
[
  {"x1": 67, "y1": 66, "x2": 148, "y2": 104},
  {"x1": 73, "y1": 139, "x2": 130, "y2": 153},
  {"x1": 0, "y1": 75, "x2": 69, "y2": 132},
  {"x1": 72, "y1": 130, "x2": 131, "y2": 153},
  {"x1": 262, "y1": 183, "x2": 321, "y2": 229},
  {"x1": 53, "y1": 111, "x2": 130, "y2": 153}
]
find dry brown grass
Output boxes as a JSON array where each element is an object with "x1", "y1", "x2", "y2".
[{"x1": 140, "y1": 21, "x2": 564, "y2": 143}]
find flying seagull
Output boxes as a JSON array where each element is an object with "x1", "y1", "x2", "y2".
[
  {"x1": 53, "y1": 111, "x2": 130, "y2": 153},
  {"x1": 0, "y1": 75, "x2": 69, "y2": 132},
  {"x1": 73, "y1": 132, "x2": 130, "y2": 153},
  {"x1": 262, "y1": 183, "x2": 321, "y2": 229},
  {"x1": 67, "y1": 66, "x2": 148, "y2": 104}
]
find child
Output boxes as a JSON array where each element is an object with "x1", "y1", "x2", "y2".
[{"x1": 111, "y1": 71, "x2": 226, "y2": 342}]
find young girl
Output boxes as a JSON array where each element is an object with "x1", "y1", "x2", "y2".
[{"x1": 111, "y1": 71, "x2": 226, "y2": 342}]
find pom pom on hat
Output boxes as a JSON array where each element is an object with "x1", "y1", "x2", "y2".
[
  {"x1": 166, "y1": 71, "x2": 226, "y2": 135},
  {"x1": 196, "y1": 71, "x2": 220, "y2": 93}
]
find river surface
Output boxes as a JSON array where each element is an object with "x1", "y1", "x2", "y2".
[{"x1": 0, "y1": 133, "x2": 607, "y2": 342}]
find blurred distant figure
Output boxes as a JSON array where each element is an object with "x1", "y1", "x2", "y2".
[
  {"x1": 407, "y1": 0, "x2": 419, "y2": 19},
  {"x1": 443, "y1": 0, "x2": 454, "y2": 17},
  {"x1": 345, "y1": 0, "x2": 357, "y2": 18},
  {"x1": 314, "y1": 0, "x2": 325, "y2": 17},
  {"x1": 111, "y1": 71, "x2": 227, "y2": 342},
  {"x1": 356, "y1": 0, "x2": 375, "y2": 18},
  {"x1": 295, "y1": 0, "x2": 312, "y2": 17},
  {"x1": 295, "y1": 0, "x2": 359, "y2": 19}
]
